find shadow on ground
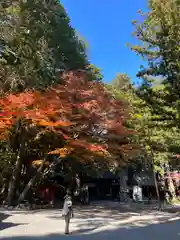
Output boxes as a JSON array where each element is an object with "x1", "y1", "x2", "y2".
[
  {"x1": 0, "y1": 212, "x2": 26, "y2": 231},
  {"x1": 0, "y1": 222, "x2": 24, "y2": 231},
  {"x1": 1, "y1": 203, "x2": 180, "y2": 239},
  {"x1": 1, "y1": 218, "x2": 180, "y2": 240},
  {"x1": 48, "y1": 204, "x2": 180, "y2": 223},
  {"x1": 0, "y1": 212, "x2": 11, "y2": 222},
  {"x1": 46, "y1": 203, "x2": 180, "y2": 235}
]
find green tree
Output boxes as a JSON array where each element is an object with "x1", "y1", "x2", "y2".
[
  {"x1": 0, "y1": 0, "x2": 88, "y2": 92},
  {"x1": 130, "y1": 0, "x2": 180, "y2": 121},
  {"x1": 132, "y1": 86, "x2": 178, "y2": 203},
  {"x1": 112, "y1": 73, "x2": 132, "y2": 91},
  {"x1": 108, "y1": 74, "x2": 179, "y2": 203},
  {"x1": 86, "y1": 64, "x2": 103, "y2": 81},
  {"x1": 128, "y1": 0, "x2": 180, "y2": 202}
]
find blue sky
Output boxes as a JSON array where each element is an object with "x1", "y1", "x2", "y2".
[{"x1": 61, "y1": 0, "x2": 148, "y2": 84}]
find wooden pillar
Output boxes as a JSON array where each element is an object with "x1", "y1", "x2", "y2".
[{"x1": 119, "y1": 169, "x2": 128, "y2": 202}]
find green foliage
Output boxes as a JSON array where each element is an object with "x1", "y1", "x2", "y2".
[
  {"x1": 112, "y1": 73, "x2": 132, "y2": 91},
  {"x1": 86, "y1": 64, "x2": 103, "y2": 81},
  {"x1": 130, "y1": 0, "x2": 180, "y2": 100},
  {"x1": 128, "y1": 0, "x2": 180, "y2": 176},
  {"x1": 0, "y1": 0, "x2": 88, "y2": 92},
  {"x1": 108, "y1": 73, "x2": 180, "y2": 175},
  {"x1": 106, "y1": 73, "x2": 134, "y2": 108}
]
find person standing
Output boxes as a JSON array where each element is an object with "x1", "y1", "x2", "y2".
[{"x1": 62, "y1": 189, "x2": 73, "y2": 235}]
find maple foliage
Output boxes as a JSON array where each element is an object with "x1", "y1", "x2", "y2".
[{"x1": 0, "y1": 71, "x2": 136, "y2": 165}]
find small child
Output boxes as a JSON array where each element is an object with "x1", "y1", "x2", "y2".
[{"x1": 62, "y1": 189, "x2": 74, "y2": 235}]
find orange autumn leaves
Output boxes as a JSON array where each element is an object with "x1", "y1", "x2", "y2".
[{"x1": 0, "y1": 71, "x2": 135, "y2": 161}]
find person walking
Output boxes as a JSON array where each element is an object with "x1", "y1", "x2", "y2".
[{"x1": 62, "y1": 189, "x2": 73, "y2": 235}]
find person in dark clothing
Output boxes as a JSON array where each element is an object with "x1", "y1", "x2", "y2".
[{"x1": 62, "y1": 189, "x2": 73, "y2": 235}]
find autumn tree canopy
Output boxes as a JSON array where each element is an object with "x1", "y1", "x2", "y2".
[{"x1": 0, "y1": 71, "x2": 136, "y2": 166}]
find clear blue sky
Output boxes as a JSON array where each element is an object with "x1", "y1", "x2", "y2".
[{"x1": 61, "y1": 0, "x2": 148, "y2": 84}]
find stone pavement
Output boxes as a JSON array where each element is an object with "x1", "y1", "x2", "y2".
[{"x1": 0, "y1": 203, "x2": 180, "y2": 240}]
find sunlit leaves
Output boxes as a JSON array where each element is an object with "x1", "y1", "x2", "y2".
[
  {"x1": 0, "y1": 0, "x2": 88, "y2": 92},
  {"x1": 0, "y1": 71, "x2": 135, "y2": 168},
  {"x1": 48, "y1": 146, "x2": 74, "y2": 158}
]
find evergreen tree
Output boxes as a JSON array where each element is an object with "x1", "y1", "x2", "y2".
[
  {"x1": 130, "y1": 0, "x2": 180, "y2": 122},
  {"x1": 112, "y1": 73, "x2": 132, "y2": 91},
  {"x1": 108, "y1": 73, "x2": 179, "y2": 202},
  {"x1": 129, "y1": 0, "x2": 180, "y2": 201},
  {"x1": 0, "y1": 0, "x2": 88, "y2": 92}
]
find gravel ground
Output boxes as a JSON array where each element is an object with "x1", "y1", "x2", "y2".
[{"x1": 0, "y1": 203, "x2": 180, "y2": 240}]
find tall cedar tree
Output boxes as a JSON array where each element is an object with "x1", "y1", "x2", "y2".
[
  {"x1": 0, "y1": 0, "x2": 88, "y2": 92},
  {"x1": 130, "y1": 0, "x2": 180, "y2": 200},
  {"x1": 130, "y1": 0, "x2": 180, "y2": 124}
]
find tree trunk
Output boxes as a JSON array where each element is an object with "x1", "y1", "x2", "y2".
[
  {"x1": 7, "y1": 143, "x2": 26, "y2": 206},
  {"x1": 167, "y1": 178, "x2": 176, "y2": 201},
  {"x1": 18, "y1": 159, "x2": 45, "y2": 204},
  {"x1": 166, "y1": 166, "x2": 176, "y2": 202},
  {"x1": 146, "y1": 131, "x2": 161, "y2": 209},
  {"x1": 7, "y1": 155, "x2": 21, "y2": 206},
  {"x1": 119, "y1": 169, "x2": 128, "y2": 202},
  {"x1": 0, "y1": 182, "x2": 6, "y2": 204},
  {"x1": 7, "y1": 121, "x2": 26, "y2": 206},
  {"x1": 152, "y1": 166, "x2": 161, "y2": 208},
  {"x1": 149, "y1": 150, "x2": 161, "y2": 209}
]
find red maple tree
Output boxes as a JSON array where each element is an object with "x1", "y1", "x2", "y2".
[{"x1": 0, "y1": 71, "x2": 136, "y2": 163}]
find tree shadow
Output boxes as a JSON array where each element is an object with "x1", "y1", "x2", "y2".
[
  {"x1": 46, "y1": 204, "x2": 180, "y2": 239},
  {"x1": 0, "y1": 212, "x2": 11, "y2": 222},
  {"x1": 1, "y1": 203, "x2": 179, "y2": 240},
  {"x1": 1, "y1": 218, "x2": 180, "y2": 240},
  {"x1": 48, "y1": 203, "x2": 178, "y2": 223},
  {"x1": 73, "y1": 211, "x2": 180, "y2": 234},
  {"x1": 0, "y1": 211, "x2": 26, "y2": 231},
  {"x1": 0, "y1": 222, "x2": 24, "y2": 231}
]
